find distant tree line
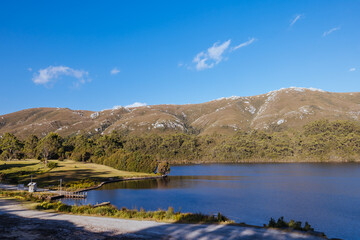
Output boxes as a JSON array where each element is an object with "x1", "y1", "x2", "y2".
[{"x1": 1, "y1": 119, "x2": 360, "y2": 172}]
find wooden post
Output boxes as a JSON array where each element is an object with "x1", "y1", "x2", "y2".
[{"x1": 59, "y1": 179, "x2": 62, "y2": 195}]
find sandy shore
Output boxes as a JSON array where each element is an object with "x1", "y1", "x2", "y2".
[{"x1": 0, "y1": 198, "x2": 326, "y2": 240}]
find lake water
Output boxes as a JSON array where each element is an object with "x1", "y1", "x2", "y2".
[{"x1": 62, "y1": 163, "x2": 360, "y2": 239}]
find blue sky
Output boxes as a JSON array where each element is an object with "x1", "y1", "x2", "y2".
[{"x1": 0, "y1": 0, "x2": 359, "y2": 115}]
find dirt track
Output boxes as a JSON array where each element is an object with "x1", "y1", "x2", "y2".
[{"x1": 0, "y1": 198, "x2": 325, "y2": 240}]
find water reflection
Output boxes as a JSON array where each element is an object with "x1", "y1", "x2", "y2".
[{"x1": 101, "y1": 175, "x2": 243, "y2": 190}]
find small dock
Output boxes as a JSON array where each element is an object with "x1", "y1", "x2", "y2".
[
  {"x1": 50, "y1": 191, "x2": 87, "y2": 200},
  {"x1": 63, "y1": 191, "x2": 87, "y2": 198}
]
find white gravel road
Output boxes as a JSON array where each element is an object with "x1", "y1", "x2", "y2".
[{"x1": 0, "y1": 198, "x2": 326, "y2": 240}]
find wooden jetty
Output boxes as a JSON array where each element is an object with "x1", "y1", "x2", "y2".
[
  {"x1": 63, "y1": 191, "x2": 87, "y2": 198},
  {"x1": 50, "y1": 191, "x2": 87, "y2": 200}
]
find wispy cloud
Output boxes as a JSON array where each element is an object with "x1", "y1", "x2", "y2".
[
  {"x1": 110, "y1": 67, "x2": 120, "y2": 75},
  {"x1": 192, "y1": 38, "x2": 255, "y2": 71},
  {"x1": 125, "y1": 102, "x2": 147, "y2": 108},
  {"x1": 32, "y1": 65, "x2": 89, "y2": 86},
  {"x1": 193, "y1": 40, "x2": 231, "y2": 71},
  {"x1": 323, "y1": 27, "x2": 340, "y2": 37},
  {"x1": 349, "y1": 68, "x2": 356, "y2": 72},
  {"x1": 27, "y1": 67, "x2": 32, "y2": 72},
  {"x1": 231, "y1": 38, "x2": 256, "y2": 51},
  {"x1": 290, "y1": 14, "x2": 303, "y2": 27}
]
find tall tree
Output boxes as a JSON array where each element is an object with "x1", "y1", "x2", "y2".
[
  {"x1": 0, "y1": 133, "x2": 23, "y2": 160},
  {"x1": 71, "y1": 135, "x2": 93, "y2": 162},
  {"x1": 36, "y1": 132, "x2": 63, "y2": 165},
  {"x1": 24, "y1": 135, "x2": 39, "y2": 159}
]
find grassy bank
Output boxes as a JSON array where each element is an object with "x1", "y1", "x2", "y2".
[
  {"x1": 36, "y1": 201, "x2": 232, "y2": 224},
  {"x1": 0, "y1": 159, "x2": 155, "y2": 189},
  {"x1": 0, "y1": 190, "x2": 232, "y2": 224}
]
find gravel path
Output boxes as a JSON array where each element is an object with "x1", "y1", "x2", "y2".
[{"x1": 0, "y1": 198, "x2": 326, "y2": 240}]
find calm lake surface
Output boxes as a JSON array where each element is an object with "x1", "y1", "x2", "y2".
[{"x1": 62, "y1": 163, "x2": 360, "y2": 240}]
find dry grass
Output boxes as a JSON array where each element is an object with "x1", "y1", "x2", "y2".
[{"x1": 0, "y1": 159, "x2": 154, "y2": 187}]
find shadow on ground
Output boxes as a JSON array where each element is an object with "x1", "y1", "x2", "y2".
[
  {"x1": 0, "y1": 207, "x2": 325, "y2": 240},
  {"x1": 0, "y1": 162, "x2": 38, "y2": 171},
  {"x1": 0, "y1": 208, "x2": 136, "y2": 240}
]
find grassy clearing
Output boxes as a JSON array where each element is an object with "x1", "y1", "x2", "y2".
[{"x1": 0, "y1": 159, "x2": 155, "y2": 188}]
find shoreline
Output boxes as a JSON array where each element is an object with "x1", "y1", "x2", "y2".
[
  {"x1": 0, "y1": 198, "x2": 328, "y2": 240},
  {"x1": 50, "y1": 175, "x2": 167, "y2": 200},
  {"x1": 170, "y1": 157, "x2": 360, "y2": 165}
]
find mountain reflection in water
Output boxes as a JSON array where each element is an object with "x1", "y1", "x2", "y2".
[{"x1": 100, "y1": 176, "x2": 243, "y2": 190}]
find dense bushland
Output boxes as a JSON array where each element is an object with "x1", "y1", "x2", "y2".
[{"x1": 1, "y1": 120, "x2": 360, "y2": 173}]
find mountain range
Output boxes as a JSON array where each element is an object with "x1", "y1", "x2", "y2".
[{"x1": 2, "y1": 87, "x2": 360, "y2": 138}]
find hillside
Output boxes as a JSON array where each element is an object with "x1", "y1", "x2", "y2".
[{"x1": 2, "y1": 87, "x2": 360, "y2": 138}]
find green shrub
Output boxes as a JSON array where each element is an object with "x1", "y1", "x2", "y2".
[
  {"x1": 267, "y1": 216, "x2": 315, "y2": 232},
  {"x1": 65, "y1": 179, "x2": 98, "y2": 190},
  {"x1": 57, "y1": 203, "x2": 72, "y2": 212},
  {"x1": 157, "y1": 161, "x2": 171, "y2": 175},
  {"x1": 46, "y1": 161, "x2": 58, "y2": 169}
]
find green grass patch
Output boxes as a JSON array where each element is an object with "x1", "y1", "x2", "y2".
[{"x1": 0, "y1": 159, "x2": 155, "y2": 189}]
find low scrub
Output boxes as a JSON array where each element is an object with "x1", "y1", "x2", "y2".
[
  {"x1": 64, "y1": 178, "x2": 99, "y2": 191},
  {"x1": 46, "y1": 161, "x2": 58, "y2": 169},
  {"x1": 0, "y1": 190, "x2": 51, "y2": 202},
  {"x1": 36, "y1": 201, "x2": 233, "y2": 224},
  {"x1": 267, "y1": 216, "x2": 314, "y2": 232}
]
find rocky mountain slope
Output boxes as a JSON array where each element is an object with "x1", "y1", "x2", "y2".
[{"x1": 2, "y1": 87, "x2": 360, "y2": 138}]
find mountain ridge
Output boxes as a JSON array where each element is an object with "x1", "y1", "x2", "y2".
[{"x1": 2, "y1": 87, "x2": 360, "y2": 138}]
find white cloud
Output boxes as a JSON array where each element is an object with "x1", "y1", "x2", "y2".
[
  {"x1": 323, "y1": 27, "x2": 340, "y2": 37},
  {"x1": 27, "y1": 67, "x2": 32, "y2": 72},
  {"x1": 193, "y1": 40, "x2": 231, "y2": 71},
  {"x1": 110, "y1": 67, "x2": 120, "y2": 75},
  {"x1": 125, "y1": 102, "x2": 147, "y2": 108},
  {"x1": 32, "y1": 65, "x2": 88, "y2": 86},
  {"x1": 191, "y1": 38, "x2": 257, "y2": 71},
  {"x1": 349, "y1": 68, "x2": 356, "y2": 72},
  {"x1": 231, "y1": 38, "x2": 256, "y2": 51},
  {"x1": 207, "y1": 40, "x2": 231, "y2": 62},
  {"x1": 290, "y1": 14, "x2": 302, "y2": 27}
]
